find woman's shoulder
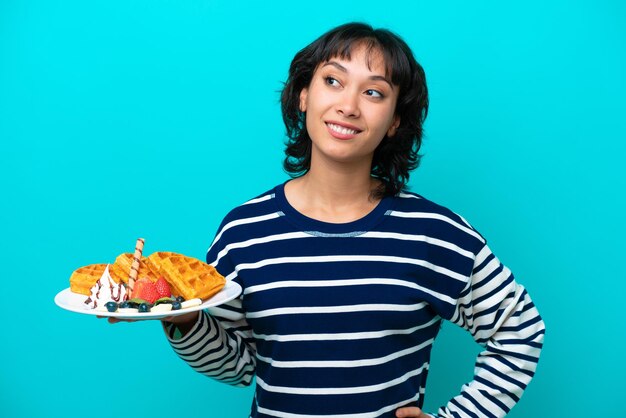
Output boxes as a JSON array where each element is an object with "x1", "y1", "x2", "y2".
[
  {"x1": 390, "y1": 190, "x2": 486, "y2": 244},
  {"x1": 392, "y1": 190, "x2": 466, "y2": 221},
  {"x1": 218, "y1": 184, "x2": 282, "y2": 225},
  {"x1": 207, "y1": 185, "x2": 283, "y2": 253}
]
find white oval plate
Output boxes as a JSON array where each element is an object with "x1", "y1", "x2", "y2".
[{"x1": 54, "y1": 281, "x2": 242, "y2": 320}]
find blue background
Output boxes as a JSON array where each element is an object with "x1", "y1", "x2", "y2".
[{"x1": 1, "y1": 0, "x2": 624, "y2": 416}]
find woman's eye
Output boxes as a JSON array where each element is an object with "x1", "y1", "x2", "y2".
[
  {"x1": 325, "y1": 76, "x2": 340, "y2": 87},
  {"x1": 365, "y1": 89, "x2": 384, "y2": 98}
]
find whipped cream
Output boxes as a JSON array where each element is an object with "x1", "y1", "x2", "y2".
[{"x1": 84, "y1": 265, "x2": 128, "y2": 309}]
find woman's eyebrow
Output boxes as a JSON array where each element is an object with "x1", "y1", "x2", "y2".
[{"x1": 322, "y1": 61, "x2": 393, "y2": 88}]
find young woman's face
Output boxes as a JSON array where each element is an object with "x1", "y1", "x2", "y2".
[{"x1": 299, "y1": 44, "x2": 400, "y2": 169}]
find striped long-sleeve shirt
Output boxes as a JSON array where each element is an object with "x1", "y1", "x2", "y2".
[{"x1": 165, "y1": 183, "x2": 545, "y2": 418}]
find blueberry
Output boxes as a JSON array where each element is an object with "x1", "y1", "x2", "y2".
[
  {"x1": 138, "y1": 303, "x2": 150, "y2": 313},
  {"x1": 119, "y1": 301, "x2": 130, "y2": 309},
  {"x1": 171, "y1": 301, "x2": 182, "y2": 310},
  {"x1": 105, "y1": 302, "x2": 118, "y2": 312}
]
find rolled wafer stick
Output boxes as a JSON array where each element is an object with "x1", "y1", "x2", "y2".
[{"x1": 128, "y1": 238, "x2": 145, "y2": 295}]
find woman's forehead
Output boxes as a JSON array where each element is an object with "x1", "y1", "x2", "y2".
[{"x1": 321, "y1": 42, "x2": 391, "y2": 77}]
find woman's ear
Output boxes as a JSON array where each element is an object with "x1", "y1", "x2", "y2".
[
  {"x1": 299, "y1": 88, "x2": 308, "y2": 112},
  {"x1": 387, "y1": 115, "x2": 400, "y2": 137}
]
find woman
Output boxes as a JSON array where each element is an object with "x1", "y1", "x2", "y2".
[{"x1": 162, "y1": 22, "x2": 545, "y2": 418}]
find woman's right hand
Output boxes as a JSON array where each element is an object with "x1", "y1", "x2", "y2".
[
  {"x1": 395, "y1": 407, "x2": 429, "y2": 418},
  {"x1": 104, "y1": 311, "x2": 199, "y2": 327}
]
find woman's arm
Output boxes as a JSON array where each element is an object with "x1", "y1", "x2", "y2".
[
  {"x1": 163, "y1": 295, "x2": 256, "y2": 387},
  {"x1": 435, "y1": 244, "x2": 546, "y2": 417}
]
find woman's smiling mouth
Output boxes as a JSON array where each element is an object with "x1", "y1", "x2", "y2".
[{"x1": 325, "y1": 122, "x2": 362, "y2": 139}]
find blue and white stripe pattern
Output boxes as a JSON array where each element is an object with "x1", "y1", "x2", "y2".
[{"x1": 166, "y1": 183, "x2": 545, "y2": 418}]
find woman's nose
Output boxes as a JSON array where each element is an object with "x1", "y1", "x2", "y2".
[{"x1": 335, "y1": 90, "x2": 360, "y2": 118}]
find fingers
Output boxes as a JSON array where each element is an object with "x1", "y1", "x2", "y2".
[
  {"x1": 97, "y1": 312, "x2": 198, "y2": 325},
  {"x1": 107, "y1": 317, "x2": 137, "y2": 324},
  {"x1": 395, "y1": 406, "x2": 425, "y2": 417},
  {"x1": 163, "y1": 311, "x2": 199, "y2": 325},
  {"x1": 97, "y1": 316, "x2": 138, "y2": 324}
]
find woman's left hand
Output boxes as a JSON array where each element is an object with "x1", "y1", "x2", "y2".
[{"x1": 395, "y1": 406, "x2": 429, "y2": 417}]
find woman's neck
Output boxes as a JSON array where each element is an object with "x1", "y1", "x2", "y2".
[{"x1": 284, "y1": 165, "x2": 382, "y2": 224}]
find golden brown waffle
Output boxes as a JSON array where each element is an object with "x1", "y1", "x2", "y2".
[
  {"x1": 146, "y1": 252, "x2": 226, "y2": 300},
  {"x1": 109, "y1": 253, "x2": 159, "y2": 284},
  {"x1": 68, "y1": 251, "x2": 225, "y2": 301},
  {"x1": 69, "y1": 263, "x2": 108, "y2": 296}
]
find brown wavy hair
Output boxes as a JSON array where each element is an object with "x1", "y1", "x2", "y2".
[{"x1": 280, "y1": 22, "x2": 429, "y2": 198}]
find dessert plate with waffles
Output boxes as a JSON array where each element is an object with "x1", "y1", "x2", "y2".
[{"x1": 55, "y1": 238, "x2": 242, "y2": 320}]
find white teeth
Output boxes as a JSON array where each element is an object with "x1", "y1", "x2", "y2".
[{"x1": 327, "y1": 123, "x2": 358, "y2": 135}]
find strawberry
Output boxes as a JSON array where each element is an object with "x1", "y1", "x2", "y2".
[
  {"x1": 155, "y1": 276, "x2": 171, "y2": 298},
  {"x1": 132, "y1": 278, "x2": 159, "y2": 304}
]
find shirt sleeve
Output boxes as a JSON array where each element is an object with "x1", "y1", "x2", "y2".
[
  {"x1": 434, "y1": 244, "x2": 546, "y2": 417},
  {"x1": 162, "y1": 209, "x2": 257, "y2": 387},
  {"x1": 164, "y1": 295, "x2": 257, "y2": 387}
]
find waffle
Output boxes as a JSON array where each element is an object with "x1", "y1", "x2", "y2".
[
  {"x1": 69, "y1": 251, "x2": 226, "y2": 301},
  {"x1": 69, "y1": 263, "x2": 108, "y2": 296},
  {"x1": 109, "y1": 253, "x2": 159, "y2": 284},
  {"x1": 146, "y1": 252, "x2": 226, "y2": 300}
]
